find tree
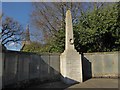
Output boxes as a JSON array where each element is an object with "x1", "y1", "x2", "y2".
[
  {"x1": 74, "y1": 2, "x2": 120, "y2": 52},
  {"x1": 29, "y1": 2, "x2": 119, "y2": 53},
  {"x1": 49, "y1": 28, "x2": 65, "y2": 53},
  {"x1": 1, "y1": 17, "x2": 23, "y2": 47},
  {"x1": 21, "y1": 41, "x2": 51, "y2": 53},
  {"x1": 31, "y1": 2, "x2": 87, "y2": 42},
  {"x1": 49, "y1": 2, "x2": 120, "y2": 53}
]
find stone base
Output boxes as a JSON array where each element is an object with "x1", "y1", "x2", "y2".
[{"x1": 60, "y1": 49, "x2": 83, "y2": 84}]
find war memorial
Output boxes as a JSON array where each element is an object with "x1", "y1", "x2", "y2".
[{"x1": 0, "y1": 10, "x2": 119, "y2": 89}]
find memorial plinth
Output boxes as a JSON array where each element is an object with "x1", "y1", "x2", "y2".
[{"x1": 60, "y1": 10, "x2": 83, "y2": 84}]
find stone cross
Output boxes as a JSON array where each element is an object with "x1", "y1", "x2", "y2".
[{"x1": 65, "y1": 10, "x2": 74, "y2": 50}]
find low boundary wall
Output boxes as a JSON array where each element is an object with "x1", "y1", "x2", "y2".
[
  {"x1": 2, "y1": 50, "x2": 60, "y2": 88},
  {"x1": 82, "y1": 51, "x2": 119, "y2": 80},
  {"x1": 0, "y1": 50, "x2": 119, "y2": 88}
]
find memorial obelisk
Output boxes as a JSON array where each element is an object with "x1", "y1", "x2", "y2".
[{"x1": 60, "y1": 10, "x2": 83, "y2": 84}]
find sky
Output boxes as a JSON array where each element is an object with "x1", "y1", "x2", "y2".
[
  {"x1": 1, "y1": 1, "x2": 118, "y2": 51},
  {"x1": 2, "y1": 2, "x2": 33, "y2": 51},
  {"x1": 1, "y1": 2, "x2": 88, "y2": 51},
  {"x1": 0, "y1": 2, "x2": 2, "y2": 29},
  {"x1": 2, "y1": 2, "x2": 32, "y2": 28}
]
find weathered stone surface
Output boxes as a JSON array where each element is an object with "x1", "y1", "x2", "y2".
[
  {"x1": 60, "y1": 10, "x2": 83, "y2": 84},
  {"x1": 17, "y1": 54, "x2": 29, "y2": 81},
  {"x1": 0, "y1": 52, "x2": 3, "y2": 90},
  {"x1": 60, "y1": 50, "x2": 82, "y2": 84},
  {"x1": 2, "y1": 51, "x2": 60, "y2": 88},
  {"x1": 65, "y1": 10, "x2": 74, "y2": 50},
  {"x1": 4, "y1": 53, "x2": 18, "y2": 85},
  {"x1": 84, "y1": 52, "x2": 119, "y2": 78}
]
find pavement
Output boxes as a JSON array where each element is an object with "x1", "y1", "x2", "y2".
[
  {"x1": 67, "y1": 78, "x2": 119, "y2": 89},
  {"x1": 28, "y1": 81, "x2": 71, "y2": 89},
  {"x1": 28, "y1": 78, "x2": 119, "y2": 89}
]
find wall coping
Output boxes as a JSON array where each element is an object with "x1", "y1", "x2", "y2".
[
  {"x1": 2, "y1": 50, "x2": 61, "y2": 55},
  {"x1": 83, "y1": 51, "x2": 120, "y2": 55},
  {"x1": 2, "y1": 50, "x2": 120, "y2": 55}
]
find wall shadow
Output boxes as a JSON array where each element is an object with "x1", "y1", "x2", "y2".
[
  {"x1": 25, "y1": 56, "x2": 77, "y2": 89},
  {"x1": 2, "y1": 51, "x2": 76, "y2": 89},
  {"x1": 81, "y1": 53, "x2": 92, "y2": 82}
]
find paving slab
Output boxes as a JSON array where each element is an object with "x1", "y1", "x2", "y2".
[{"x1": 67, "y1": 78, "x2": 119, "y2": 89}]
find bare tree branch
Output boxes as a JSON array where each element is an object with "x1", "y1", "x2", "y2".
[{"x1": 1, "y1": 17, "x2": 23, "y2": 46}]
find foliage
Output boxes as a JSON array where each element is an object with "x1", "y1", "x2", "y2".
[
  {"x1": 74, "y1": 3, "x2": 120, "y2": 52},
  {"x1": 49, "y1": 28, "x2": 65, "y2": 53},
  {"x1": 25, "y1": 2, "x2": 119, "y2": 53},
  {"x1": 21, "y1": 29, "x2": 65, "y2": 53},
  {"x1": 50, "y1": 2, "x2": 120, "y2": 53},
  {"x1": 21, "y1": 42, "x2": 51, "y2": 53}
]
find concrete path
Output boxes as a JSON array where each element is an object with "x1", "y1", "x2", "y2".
[
  {"x1": 28, "y1": 78, "x2": 119, "y2": 89},
  {"x1": 27, "y1": 81, "x2": 71, "y2": 89},
  {"x1": 67, "y1": 78, "x2": 119, "y2": 89}
]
